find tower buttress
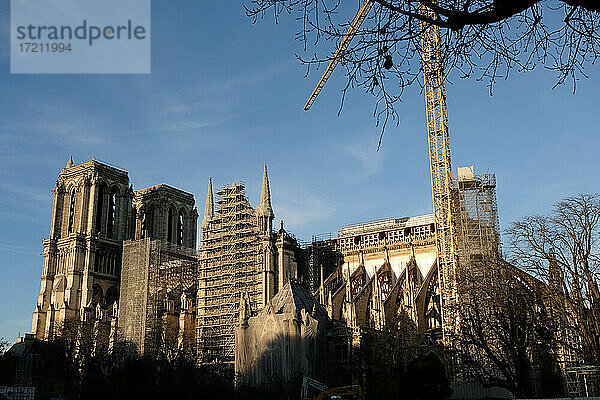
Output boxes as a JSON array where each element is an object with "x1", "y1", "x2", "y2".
[{"x1": 275, "y1": 221, "x2": 298, "y2": 291}]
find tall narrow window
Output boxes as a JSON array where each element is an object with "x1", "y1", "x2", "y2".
[
  {"x1": 131, "y1": 207, "x2": 137, "y2": 240},
  {"x1": 108, "y1": 253, "x2": 115, "y2": 275},
  {"x1": 140, "y1": 213, "x2": 147, "y2": 239},
  {"x1": 68, "y1": 190, "x2": 76, "y2": 233},
  {"x1": 177, "y1": 210, "x2": 184, "y2": 246},
  {"x1": 94, "y1": 250, "x2": 101, "y2": 273},
  {"x1": 107, "y1": 188, "x2": 117, "y2": 239},
  {"x1": 141, "y1": 208, "x2": 154, "y2": 239},
  {"x1": 167, "y1": 207, "x2": 174, "y2": 243},
  {"x1": 95, "y1": 184, "x2": 105, "y2": 234}
]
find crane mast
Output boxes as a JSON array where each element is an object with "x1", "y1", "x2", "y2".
[
  {"x1": 303, "y1": 0, "x2": 458, "y2": 343},
  {"x1": 420, "y1": 5, "x2": 458, "y2": 344}
]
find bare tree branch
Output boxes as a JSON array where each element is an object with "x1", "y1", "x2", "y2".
[{"x1": 245, "y1": 0, "x2": 600, "y2": 145}]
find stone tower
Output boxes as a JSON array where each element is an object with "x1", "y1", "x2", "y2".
[
  {"x1": 132, "y1": 184, "x2": 198, "y2": 248},
  {"x1": 31, "y1": 158, "x2": 134, "y2": 340}
]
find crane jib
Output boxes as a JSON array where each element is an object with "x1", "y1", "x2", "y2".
[{"x1": 303, "y1": 0, "x2": 373, "y2": 111}]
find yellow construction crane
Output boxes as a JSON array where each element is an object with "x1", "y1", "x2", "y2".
[
  {"x1": 303, "y1": 0, "x2": 459, "y2": 344},
  {"x1": 303, "y1": 0, "x2": 373, "y2": 111},
  {"x1": 418, "y1": 4, "x2": 459, "y2": 344}
]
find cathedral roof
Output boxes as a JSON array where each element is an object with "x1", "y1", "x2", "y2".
[{"x1": 260, "y1": 280, "x2": 329, "y2": 321}]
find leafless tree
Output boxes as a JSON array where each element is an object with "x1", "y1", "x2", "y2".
[
  {"x1": 245, "y1": 0, "x2": 599, "y2": 144},
  {"x1": 0, "y1": 338, "x2": 9, "y2": 356},
  {"x1": 456, "y1": 258, "x2": 556, "y2": 397},
  {"x1": 352, "y1": 311, "x2": 450, "y2": 398},
  {"x1": 507, "y1": 193, "x2": 600, "y2": 366}
]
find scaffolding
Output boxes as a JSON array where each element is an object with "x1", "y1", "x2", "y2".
[
  {"x1": 305, "y1": 236, "x2": 337, "y2": 295},
  {"x1": 197, "y1": 183, "x2": 262, "y2": 364},
  {"x1": 454, "y1": 167, "x2": 501, "y2": 266},
  {"x1": 119, "y1": 239, "x2": 198, "y2": 355},
  {"x1": 565, "y1": 366, "x2": 600, "y2": 397},
  {"x1": 556, "y1": 294, "x2": 599, "y2": 395}
]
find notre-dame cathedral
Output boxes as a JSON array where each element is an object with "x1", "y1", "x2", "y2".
[
  {"x1": 30, "y1": 156, "x2": 502, "y2": 385},
  {"x1": 31, "y1": 157, "x2": 303, "y2": 365}
]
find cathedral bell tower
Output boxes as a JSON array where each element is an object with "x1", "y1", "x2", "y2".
[{"x1": 31, "y1": 157, "x2": 133, "y2": 340}]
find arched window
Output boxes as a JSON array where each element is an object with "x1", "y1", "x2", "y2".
[
  {"x1": 68, "y1": 189, "x2": 76, "y2": 233},
  {"x1": 177, "y1": 210, "x2": 184, "y2": 246},
  {"x1": 95, "y1": 183, "x2": 107, "y2": 234},
  {"x1": 107, "y1": 187, "x2": 118, "y2": 239},
  {"x1": 105, "y1": 286, "x2": 118, "y2": 309},
  {"x1": 141, "y1": 207, "x2": 154, "y2": 239},
  {"x1": 167, "y1": 207, "x2": 174, "y2": 243},
  {"x1": 92, "y1": 284, "x2": 103, "y2": 306}
]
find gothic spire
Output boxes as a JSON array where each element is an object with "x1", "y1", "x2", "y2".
[
  {"x1": 257, "y1": 163, "x2": 274, "y2": 218},
  {"x1": 202, "y1": 177, "x2": 214, "y2": 230},
  {"x1": 66, "y1": 155, "x2": 74, "y2": 168}
]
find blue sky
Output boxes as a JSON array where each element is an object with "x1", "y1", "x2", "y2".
[{"x1": 1, "y1": 1, "x2": 599, "y2": 341}]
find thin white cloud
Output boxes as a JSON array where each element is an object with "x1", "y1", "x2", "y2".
[
  {"x1": 0, "y1": 243, "x2": 40, "y2": 255},
  {"x1": 0, "y1": 210, "x2": 48, "y2": 226},
  {"x1": 146, "y1": 61, "x2": 291, "y2": 134},
  {"x1": 2, "y1": 105, "x2": 107, "y2": 147},
  {"x1": 275, "y1": 185, "x2": 335, "y2": 230},
  {"x1": 162, "y1": 120, "x2": 214, "y2": 132},
  {"x1": 0, "y1": 183, "x2": 51, "y2": 223},
  {"x1": 36, "y1": 121, "x2": 105, "y2": 146},
  {"x1": 162, "y1": 104, "x2": 196, "y2": 115},
  {"x1": 342, "y1": 137, "x2": 385, "y2": 180},
  {"x1": 189, "y1": 62, "x2": 291, "y2": 99},
  {"x1": 0, "y1": 183, "x2": 50, "y2": 203}
]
